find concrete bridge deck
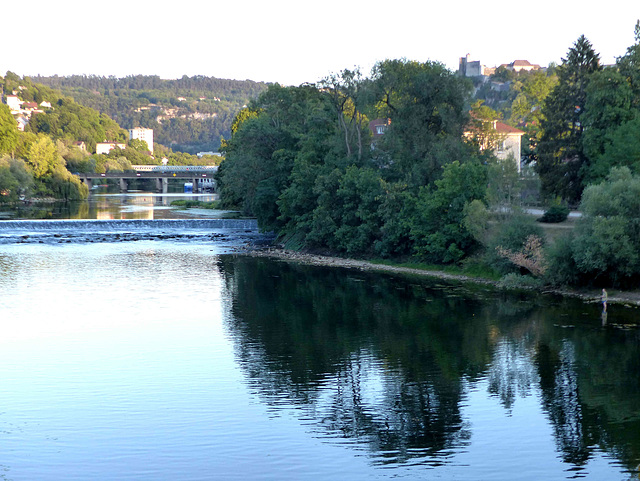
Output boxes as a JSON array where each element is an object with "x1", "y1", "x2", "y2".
[{"x1": 77, "y1": 165, "x2": 218, "y2": 192}]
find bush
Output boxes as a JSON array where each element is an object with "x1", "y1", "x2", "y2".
[
  {"x1": 486, "y1": 211, "x2": 545, "y2": 274},
  {"x1": 537, "y1": 204, "x2": 570, "y2": 223},
  {"x1": 570, "y1": 167, "x2": 640, "y2": 286},
  {"x1": 170, "y1": 200, "x2": 220, "y2": 209},
  {"x1": 497, "y1": 273, "x2": 544, "y2": 290},
  {"x1": 545, "y1": 234, "x2": 579, "y2": 286}
]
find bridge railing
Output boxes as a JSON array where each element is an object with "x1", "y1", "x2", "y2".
[{"x1": 131, "y1": 165, "x2": 218, "y2": 172}]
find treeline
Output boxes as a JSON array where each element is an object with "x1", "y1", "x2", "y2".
[
  {"x1": 1, "y1": 74, "x2": 222, "y2": 201},
  {"x1": 474, "y1": 27, "x2": 640, "y2": 206},
  {"x1": 218, "y1": 23, "x2": 640, "y2": 288},
  {"x1": 32, "y1": 74, "x2": 269, "y2": 153},
  {"x1": 218, "y1": 61, "x2": 495, "y2": 263},
  {"x1": 3, "y1": 72, "x2": 127, "y2": 153},
  {"x1": 0, "y1": 103, "x2": 88, "y2": 201}
]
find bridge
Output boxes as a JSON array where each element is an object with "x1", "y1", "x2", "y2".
[{"x1": 77, "y1": 165, "x2": 219, "y2": 193}]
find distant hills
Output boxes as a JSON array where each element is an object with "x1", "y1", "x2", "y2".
[{"x1": 33, "y1": 75, "x2": 269, "y2": 154}]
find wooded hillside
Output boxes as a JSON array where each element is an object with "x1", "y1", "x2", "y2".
[{"x1": 33, "y1": 75, "x2": 269, "y2": 153}]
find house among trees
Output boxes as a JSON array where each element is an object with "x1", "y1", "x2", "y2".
[
  {"x1": 369, "y1": 114, "x2": 524, "y2": 170},
  {"x1": 459, "y1": 55, "x2": 542, "y2": 77},
  {"x1": 96, "y1": 141, "x2": 126, "y2": 155},
  {"x1": 464, "y1": 116, "x2": 525, "y2": 172},
  {"x1": 369, "y1": 118, "x2": 390, "y2": 138},
  {"x1": 3, "y1": 91, "x2": 52, "y2": 130},
  {"x1": 129, "y1": 127, "x2": 154, "y2": 153},
  {"x1": 15, "y1": 115, "x2": 29, "y2": 131},
  {"x1": 493, "y1": 121, "x2": 525, "y2": 170},
  {"x1": 500, "y1": 59, "x2": 541, "y2": 72},
  {"x1": 368, "y1": 118, "x2": 390, "y2": 149}
]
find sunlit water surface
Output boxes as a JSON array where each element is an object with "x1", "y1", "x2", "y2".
[
  {"x1": 0, "y1": 235, "x2": 639, "y2": 480},
  {"x1": 0, "y1": 192, "x2": 226, "y2": 220}
]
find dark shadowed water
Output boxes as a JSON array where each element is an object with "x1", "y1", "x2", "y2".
[{"x1": 0, "y1": 218, "x2": 639, "y2": 480}]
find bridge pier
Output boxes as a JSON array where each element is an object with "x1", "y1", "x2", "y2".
[
  {"x1": 82, "y1": 178, "x2": 92, "y2": 190},
  {"x1": 119, "y1": 178, "x2": 128, "y2": 192},
  {"x1": 154, "y1": 178, "x2": 169, "y2": 193}
]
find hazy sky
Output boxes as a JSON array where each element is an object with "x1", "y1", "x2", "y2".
[{"x1": 4, "y1": 0, "x2": 638, "y2": 85}]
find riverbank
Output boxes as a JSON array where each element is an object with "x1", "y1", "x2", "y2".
[{"x1": 241, "y1": 246, "x2": 640, "y2": 308}]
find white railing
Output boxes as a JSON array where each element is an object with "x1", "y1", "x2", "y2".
[{"x1": 131, "y1": 165, "x2": 218, "y2": 172}]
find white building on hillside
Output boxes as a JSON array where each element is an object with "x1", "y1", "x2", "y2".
[
  {"x1": 5, "y1": 95, "x2": 23, "y2": 113},
  {"x1": 129, "y1": 127, "x2": 154, "y2": 153},
  {"x1": 96, "y1": 142, "x2": 126, "y2": 155}
]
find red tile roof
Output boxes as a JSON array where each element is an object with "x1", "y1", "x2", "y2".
[{"x1": 495, "y1": 121, "x2": 524, "y2": 135}]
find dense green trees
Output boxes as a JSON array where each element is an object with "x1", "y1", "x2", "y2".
[
  {"x1": 0, "y1": 135, "x2": 87, "y2": 201},
  {"x1": 218, "y1": 60, "x2": 489, "y2": 263},
  {"x1": 0, "y1": 77, "x2": 127, "y2": 153},
  {"x1": 535, "y1": 25, "x2": 640, "y2": 204},
  {"x1": 370, "y1": 60, "x2": 471, "y2": 186},
  {"x1": 0, "y1": 74, "x2": 129, "y2": 199},
  {"x1": 536, "y1": 35, "x2": 601, "y2": 204},
  {"x1": 217, "y1": 44, "x2": 640, "y2": 287},
  {"x1": 0, "y1": 157, "x2": 31, "y2": 202},
  {"x1": 0, "y1": 105, "x2": 19, "y2": 156},
  {"x1": 32, "y1": 74, "x2": 268, "y2": 153},
  {"x1": 27, "y1": 96, "x2": 127, "y2": 153},
  {"x1": 548, "y1": 168, "x2": 640, "y2": 287}
]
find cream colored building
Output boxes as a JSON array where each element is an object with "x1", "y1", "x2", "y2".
[
  {"x1": 96, "y1": 142, "x2": 126, "y2": 155},
  {"x1": 501, "y1": 60, "x2": 541, "y2": 73},
  {"x1": 493, "y1": 122, "x2": 525, "y2": 171},
  {"x1": 129, "y1": 127, "x2": 154, "y2": 153},
  {"x1": 465, "y1": 119, "x2": 525, "y2": 172}
]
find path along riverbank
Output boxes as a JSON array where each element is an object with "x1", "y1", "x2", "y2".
[{"x1": 239, "y1": 246, "x2": 640, "y2": 309}]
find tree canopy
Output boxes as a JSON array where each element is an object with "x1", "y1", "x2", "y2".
[
  {"x1": 32, "y1": 74, "x2": 269, "y2": 153},
  {"x1": 536, "y1": 35, "x2": 601, "y2": 204},
  {"x1": 218, "y1": 61, "x2": 489, "y2": 263}
]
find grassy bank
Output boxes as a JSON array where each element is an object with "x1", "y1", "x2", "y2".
[{"x1": 170, "y1": 200, "x2": 220, "y2": 209}]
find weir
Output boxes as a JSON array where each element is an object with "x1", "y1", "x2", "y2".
[
  {"x1": 0, "y1": 218, "x2": 268, "y2": 246},
  {"x1": 0, "y1": 218, "x2": 259, "y2": 233}
]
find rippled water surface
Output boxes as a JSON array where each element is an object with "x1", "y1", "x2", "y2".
[{"x1": 1, "y1": 226, "x2": 639, "y2": 480}]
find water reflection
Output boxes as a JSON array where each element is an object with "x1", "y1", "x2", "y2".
[
  {"x1": 0, "y1": 192, "x2": 221, "y2": 220},
  {"x1": 219, "y1": 255, "x2": 640, "y2": 475}
]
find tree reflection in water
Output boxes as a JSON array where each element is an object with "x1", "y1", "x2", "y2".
[{"x1": 219, "y1": 255, "x2": 640, "y2": 473}]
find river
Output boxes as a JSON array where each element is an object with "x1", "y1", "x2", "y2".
[{"x1": 0, "y1": 194, "x2": 639, "y2": 480}]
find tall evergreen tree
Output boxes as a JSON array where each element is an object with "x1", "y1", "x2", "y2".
[
  {"x1": 536, "y1": 35, "x2": 601, "y2": 204},
  {"x1": 617, "y1": 20, "x2": 640, "y2": 107}
]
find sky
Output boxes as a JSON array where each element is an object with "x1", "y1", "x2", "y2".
[{"x1": 3, "y1": 0, "x2": 638, "y2": 86}]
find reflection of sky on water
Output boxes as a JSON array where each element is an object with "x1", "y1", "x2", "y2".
[
  {"x1": 93, "y1": 192, "x2": 221, "y2": 220},
  {"x1": 0, "y1": 192, "x2": 230, "y2": 220},
  {"x1": 1, "y1": 244, "x2": 638, "y2": 480}
]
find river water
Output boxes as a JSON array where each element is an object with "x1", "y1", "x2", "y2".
[{"x1": 0, "y1": 195, "x2": 639, "y2": 480}]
